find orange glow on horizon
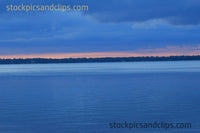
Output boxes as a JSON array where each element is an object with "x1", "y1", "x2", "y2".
[{"x1": 0, "y1": 52, "x2": 199, "y2": 59}]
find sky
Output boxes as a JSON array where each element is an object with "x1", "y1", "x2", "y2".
[{"x1": 0, "y1": 0, "x2": 200, "y2": 58}]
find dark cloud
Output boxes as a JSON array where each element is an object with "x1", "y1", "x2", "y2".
[
  {"x1": 86, "y1": 0, "x2": 200, "y2": 25},
  {"x1": 1, "y1": 0, "x2": 200, "y2": 25},
  {"x1": 0, "y1": 0, "x2": 200, "y2": 55}
]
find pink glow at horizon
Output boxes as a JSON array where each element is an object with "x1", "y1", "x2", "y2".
[
  {"x1": 0, "y1": 45, "x2": 200, "y2": 59},
  {"x1": 0, "y1": 52, "x2": 199, "y2": 59}
]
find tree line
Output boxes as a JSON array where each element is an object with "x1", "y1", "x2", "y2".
[{"x1": 0, "y1": 55, "x2": 200, "y2": 64}]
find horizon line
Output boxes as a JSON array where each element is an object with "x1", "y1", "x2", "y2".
[
  {"x1": 0, "y1": 54, "x2": 200, "y2": 60},
  {"x1": 1, "y1": 51, "x2": 200, "y2": 59}
]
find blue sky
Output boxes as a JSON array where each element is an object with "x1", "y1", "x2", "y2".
[{"x1": 0, "y1": 0, "x2": 200, "y2": 57}]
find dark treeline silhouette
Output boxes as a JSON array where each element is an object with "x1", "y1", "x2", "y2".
[{"x1": 0, "y1": 55, "x2": 200, "y2": 65}]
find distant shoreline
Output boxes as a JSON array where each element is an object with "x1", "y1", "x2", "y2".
[{"x1": 0, "y1": 55, "x2": 200, "y2": 65}]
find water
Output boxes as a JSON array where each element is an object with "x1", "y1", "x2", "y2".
[{"x1": 0, "y1": 61, "x2": 199, "y2": 133}]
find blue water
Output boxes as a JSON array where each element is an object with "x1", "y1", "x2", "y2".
[{"x1": 0, "y1": 61, "x2": 200, "y2": 133}]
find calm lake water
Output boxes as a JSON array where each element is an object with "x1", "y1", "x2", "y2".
[{"x1": 0, "y1": 61, "x2": 200, "y2": 133}]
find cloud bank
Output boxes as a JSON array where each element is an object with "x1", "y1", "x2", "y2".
[{"x1": 0, "y1": 0, "x2": 200, "y2": 56}]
